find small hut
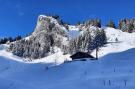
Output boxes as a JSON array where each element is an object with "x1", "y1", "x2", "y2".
[{"x1": 70, "y1": 52, "x2": 95, "y2": 61}]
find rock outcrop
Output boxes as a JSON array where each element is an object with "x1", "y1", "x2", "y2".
[{"x1": 8, "y1": 15, "x2": 107, "y2": 59}]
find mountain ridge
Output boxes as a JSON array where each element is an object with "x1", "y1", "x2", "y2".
[{"x1": 8, "y1": 15, "x2": 106, "y2": 59}]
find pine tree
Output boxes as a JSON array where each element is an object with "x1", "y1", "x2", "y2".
[
  {"x1": 77, "y1": 21, "x2": 81, "y2": 25},
  {"x1": 15, "y1": 35, "x2": 22, "y2": 41},
  {"x1": 8, "y1": 37, "x2": 13, "y2": 42},
  {"x1": 88, "y1": 28, "x2": 107, "y2": 59},
  {"x1": 107, "y1": 20, "x2": 116, "y2": 28},
  {"x1": 118, "y1": 18, "x2": 135, "y2": 32},
  {"x1": 84, "y1": 19, "x2": 101, "y2": 28},
  {"x1": 95, "y1": 19, "x2": 101, "y2": 28}
]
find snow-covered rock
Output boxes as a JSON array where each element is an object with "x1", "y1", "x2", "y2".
[
  {"x1": 8, "y1": 15, "x2": 106, "y2": 60},
  {"x1": 8, "y1": 15, "x2": 70, "y2": 59},
  {"x1": 33, "y1": 15, "x2": 68, "y2": 35}
]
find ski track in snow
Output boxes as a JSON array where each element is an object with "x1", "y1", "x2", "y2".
[{"x1": 0, "y1": 27, "x2": 135, "y2": 89}]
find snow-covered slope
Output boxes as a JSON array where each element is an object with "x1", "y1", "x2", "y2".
[
  {"x1": 68, "y1": 25, "x2": 80, "y2": 39},
  {"x1": 1, "y1": 48, "x2": 135, "y2": 89},
  {"x1": 0, "y1": 27, "x2": 135, "y2": 89},
  {"x1": 0, "y1": 45, "x2": 71, "y2": 64},
  {"x1": 92, "y1": 27, "x2": 135, "y2": 57}
]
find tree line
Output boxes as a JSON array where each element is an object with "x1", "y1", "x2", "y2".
[
  {"x1": 69, "y1": 28, "x2": 107, "y2": 60},
  {"x1": 0, "y1": 35, "x2": 22, "y2": 44},
  {"x1": 77, "y1": 18, "x2": 135, "y2": 33},
  {"x1": 42, "y1": 14, "x2": 135, "y2": 33}
]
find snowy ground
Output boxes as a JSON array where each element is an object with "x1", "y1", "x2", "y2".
[
  {"x1": 0, "y1": 27, "x2": 135, "y2": 89},
  {"x1": 92, "y1": 27, "x2": 135, "y2": 57}
]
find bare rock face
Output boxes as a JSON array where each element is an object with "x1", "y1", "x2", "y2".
[
  {"x1": 33, "y1": 15, "x2": 67, "y2": 35},
  {"x1": 33, "y1": 15, "x2": 52, "y2": 34}
]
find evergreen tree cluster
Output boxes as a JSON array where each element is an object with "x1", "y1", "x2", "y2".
[
  {"x1": 9, "y1": 36, "x2": 51, "y2": 59},
  {"x1": 106, "y1": 20, "x2": 116, "y2": 28},
  {"x1": 46, "y1": 14, "x2": 69, "y2": 29},
  {"x1": 84, "y1": 19, "x2": 101, "y2": 28},
  {"x1": 119, "y1": 18, "x2": 135, "y2": 33},
  {"x1": 69, "y1": 28, "x2": 107, "y2": 54},
  {"x1": 9, "y1": 33, "x2": 64, "y2": 59},
  {"x1": 78, "y1": 18, "x2": 135, "y2": 33},
  {"x1": 89, "y1": 29, "x2": 107, "y2": 50},
  {"x1": 0, "y1": 35, "x2": 22, "y2": 44}
]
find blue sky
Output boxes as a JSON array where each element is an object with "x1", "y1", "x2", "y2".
[{"x1": 0, "y1": 0, "x2": 135, "y2": 37}]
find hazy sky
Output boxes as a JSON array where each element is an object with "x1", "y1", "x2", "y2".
[{"x1": 0, "y1": 0, "x2": 135, "y2": 37}]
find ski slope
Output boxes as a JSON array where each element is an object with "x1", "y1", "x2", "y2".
[{"x1": 0, "y1": 27, "x2": 135, "y2": 89}]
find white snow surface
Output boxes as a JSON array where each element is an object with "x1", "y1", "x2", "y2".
[
  {"x1": 92, "y1": 27, "x2": 135, "y2": 57},
  {"x1": 68, "y1": 25, "x2": 80, "y2": 40},
  {"x1": 0, "y1": 27, "x2": 135, "y2": 89}
]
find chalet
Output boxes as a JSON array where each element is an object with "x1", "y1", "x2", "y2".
[{"x1": 70, "y1": 52, "x2": 95, "y2": 61}]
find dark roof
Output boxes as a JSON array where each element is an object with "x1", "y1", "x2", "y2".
[{"x1": 70, "y1": 52, "x2": 95, "y2": 60}]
